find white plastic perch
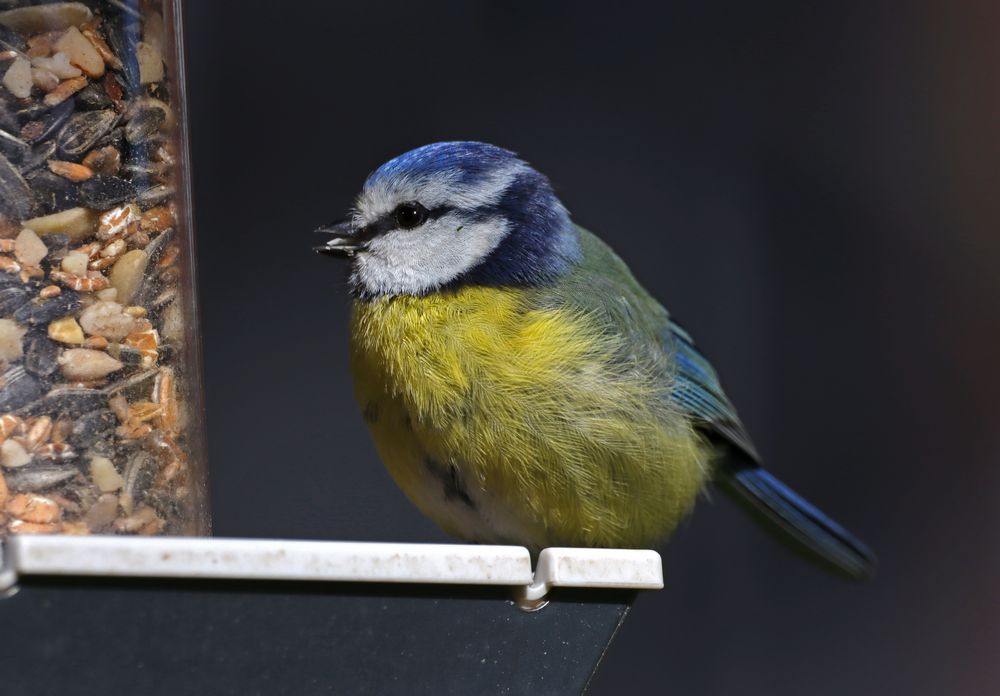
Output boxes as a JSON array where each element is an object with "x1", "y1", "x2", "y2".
[{"x1": 0, "y1": 536, "x2": 662, "y2": 606}]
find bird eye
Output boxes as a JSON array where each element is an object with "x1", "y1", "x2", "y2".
[{"x1": 393, "y1": 202, "x2": 428, "y2": 230}]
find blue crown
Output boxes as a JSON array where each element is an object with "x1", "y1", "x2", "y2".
[{"x1": 365, "y1": 141, "x2": 518, "y2": 191}]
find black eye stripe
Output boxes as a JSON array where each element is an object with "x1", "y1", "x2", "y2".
[{"x1": 361, "y1": 204, "x2": 453, "y2": 238}]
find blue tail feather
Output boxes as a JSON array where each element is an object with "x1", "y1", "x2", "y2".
[{"x1": 717, "y1": 465, "x2": 876, "y2": 580}]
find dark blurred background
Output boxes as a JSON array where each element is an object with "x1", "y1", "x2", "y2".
[{"x1": 183, "y1": 1, "x2": 1000, "y2": 694}]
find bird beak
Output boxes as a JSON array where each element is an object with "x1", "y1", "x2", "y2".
[{"x1": 314, "y1": 220, "x2": 362, "y2": 258}]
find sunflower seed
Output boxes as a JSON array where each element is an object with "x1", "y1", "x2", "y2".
[
  {"x1": 0, "y1": 150, "x2": 32, "y2": 218},
  {"x1": 5, "y1": 464, "x2": 78, "y2": 492},
  {"x1": 68, "y1": 408, "x2": 115, "y2": 448},
  {"x1": 57, "y1": 108, "x2": 119, "y2": 157},
  {"x1": 124, "y1": 107, "x2": 164, "y2": 145},
  {"x1": 0, "y1": 125, "x2": 28, "y2": 161},
  {"x1": 103, "y1": 19, "x2": 140, "y2": 92},
  {"x1": 26, "y1": 168, "x2": 80, "y2": 215},
  {"x1": 136, "y1": 183, "x2": 173, "y2": 208},
  {"x1": 23, "y1": 332, "x2": 60, "y2": 377},
  {"x1": 78, "y1": 174, "x2": 136, "y2": 209},
  {"x1": 0, "y1": 365, "x2": 43, "y2": 411},
  {"x1": 74, "y1": 82, "x2": 113, "y2": 110},
  {"x1": 14, "y1": 288, "x2": 80, "y2": 324},
  {"x1": 19, "y1": 139, "x2": 58, "y2": 174},
  {"x1": 39, "y1": 385, "x2": 105, "y2": 415},
  {"x1": 0, "y1": 285, "x2": 29, "y2": 314},
  {"x1": 0, "y1": 22, "x2": 26, "y2": 54}
]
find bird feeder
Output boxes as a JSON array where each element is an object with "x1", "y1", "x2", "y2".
[
  {"x1": 0, "y1": 0, "x2": 208, "y2": 539},
  {"x1": 0, "y1": 3, "x2": 664, "y2": 693}
]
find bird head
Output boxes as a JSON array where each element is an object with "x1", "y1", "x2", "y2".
[{"x1": 315, "y1": 141, "x2": 580, "y2": 298}]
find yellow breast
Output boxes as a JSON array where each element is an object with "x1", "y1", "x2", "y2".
[{"x1": 349, "y1": 286, "x2": 712, "y2": 550}]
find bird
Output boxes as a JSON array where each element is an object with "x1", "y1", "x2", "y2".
[{"x1": 315, "y1": 141, "x2": 875, "y2": 579}]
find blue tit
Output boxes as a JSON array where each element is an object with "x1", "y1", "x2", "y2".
[{"x1": 315, "y1": 141, "x2": 874, "y2": 579}]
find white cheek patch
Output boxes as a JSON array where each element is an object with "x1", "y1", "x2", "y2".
[
  {"x1": 353, "y1": 214, "x2": 509, "y2": 296},
  {"x1": 356, "y1": 161, "x2": 528, "y2": 226}
]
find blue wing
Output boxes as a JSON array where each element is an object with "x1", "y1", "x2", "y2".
[
  {"x1": 665, "y1": 323, "x2": 875, "y2": 579},
  {"x1": 665, "y1": 321, "x2": 760, "y2": 461}
]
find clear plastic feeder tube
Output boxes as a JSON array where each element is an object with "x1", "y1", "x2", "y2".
[{"x1": 0, "y1": 0, "x2": 209, "y2": 536}]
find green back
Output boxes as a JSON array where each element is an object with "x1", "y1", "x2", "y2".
[{"x1": 532, "y1": 227, "x2": 758, "y2": 461}]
